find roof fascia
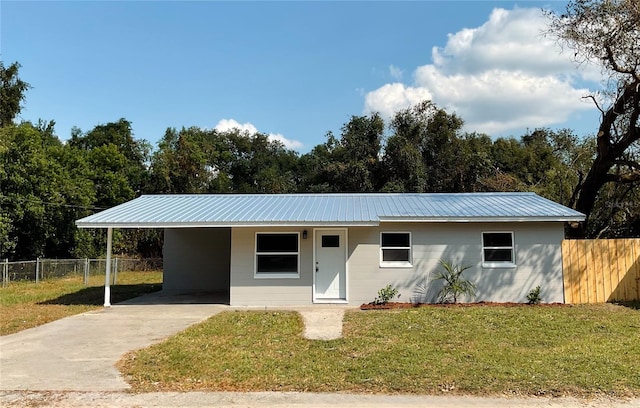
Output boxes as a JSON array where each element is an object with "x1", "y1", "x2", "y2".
[
  {"x1": 378, "y1": 216, "x2": 586, "y2": 223},
  {"x1": 75, "y1": 221, "x2": 381, "y2": 229}
]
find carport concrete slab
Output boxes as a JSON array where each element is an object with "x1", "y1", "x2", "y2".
[{"x1": 0, "y1": 300, "x2": 226, "y2": 391}]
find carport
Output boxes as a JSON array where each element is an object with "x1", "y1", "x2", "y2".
[
  {"x1": 75, "y1": 228, "x2": 233, "y2": 307},
  {"x1": 76, "y1": 198, "x2": 236, "y2": 307}
]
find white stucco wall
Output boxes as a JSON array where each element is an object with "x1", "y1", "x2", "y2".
[
  {"x1": 164, "y1": 222, "x2": 565, "y2": 306},
  {"x1": 347, "y1": 222, "x2": 565, "y2": 305},
  {"x1": 230, "y1": 227, "x2": 314, "y2": 306}
]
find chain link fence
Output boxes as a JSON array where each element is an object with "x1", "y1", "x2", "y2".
[{"x1": 1, "y1": 258, "x2": 162, "y2": 287}]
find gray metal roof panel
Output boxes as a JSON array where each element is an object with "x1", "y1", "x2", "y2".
[{"x1": 76, "y1": 193, "x2": 585, "y2": 228}]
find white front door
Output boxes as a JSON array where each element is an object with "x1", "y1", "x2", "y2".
[{"x1": 314, "y1": 229, "x2": 347, "y2": 301}]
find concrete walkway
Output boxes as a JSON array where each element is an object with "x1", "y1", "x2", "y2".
[{"x1": 297, "y1": 308, "x2": 345, "y2": 340}]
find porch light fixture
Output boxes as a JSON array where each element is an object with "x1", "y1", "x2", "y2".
[{"x1": 303, "y1": 230, "x2": 308, "y2": 239}]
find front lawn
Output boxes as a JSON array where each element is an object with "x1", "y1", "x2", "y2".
[
  {"x1": 0, "y1": 271, "x2": 162, "y2": 335},
  {"x1": 119, "y1": 304, "x2": 640, "y2": 397}
]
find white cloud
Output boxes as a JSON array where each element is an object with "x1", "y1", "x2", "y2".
[
  {"x1": 215, "y1": 118, "x2": 258, "y2": 134},
  {"x1": 364, "y1": 83, "x2": 432, "y2": 120},
  {"x1": 432, "y1": 8, "x2": 577, "y2": 76},
  {"x1": 389, "y1": 64, "x2": 404, "y2": 80},
  {"x1": 214, "y1": 118, "x2": 303, "y2": 150},
  {"x1": 364, "y1": 7, "x2": 599, "y2": 136},
  {"x1": 268, "y1": 133, "x2": 303, "y2": 149}
]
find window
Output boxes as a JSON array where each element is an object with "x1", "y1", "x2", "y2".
[
  {"x1": 482, "y1": 232, "x2": 515, "y2": 267},
  {"x1": 380, "y1": 232, "x2": 412, "y2": 267},
  {"x1": 322, "y1": 235, "x2": 340, "y2": 248},
  {"x1": 255, "y1": 233, "x2": 299, "y2": 278}
]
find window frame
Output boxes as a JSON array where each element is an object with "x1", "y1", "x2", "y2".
[
  {"x1": 481, "y1": 231, "x2": 516, "y2": 268},
  {"x1": 379, "y1": 231, "x2": 413, "y2": 268},
  {"x1": 254, "y1": 232, "x2": 300, "y2": 279}
]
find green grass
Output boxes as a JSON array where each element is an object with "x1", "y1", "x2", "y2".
[
  {"x1": 0, "y1": 271, "x2": 162, "y2": 335},
  {"x1": 119, "y1": 305, "x2": 640, "y2": 397}
]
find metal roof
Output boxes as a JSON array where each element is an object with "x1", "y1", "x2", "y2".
[{"x1": 75, "y1": 193, "x2": 585, "y2": 228}]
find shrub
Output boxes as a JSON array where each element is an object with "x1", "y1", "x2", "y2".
[
  {"x1": 374, "y1": 284, "x2": 399, "y2": 305},
  {"x1": 527, "y1": 286, "x2": 542, "y2": 304},
  {"x1": 432, "y1": 260, "x2": 476, "y2": 303}
]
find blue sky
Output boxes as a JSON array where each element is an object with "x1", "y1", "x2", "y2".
[{"x1": 2, "y1": 1, "x2": 601, "y2": 152}]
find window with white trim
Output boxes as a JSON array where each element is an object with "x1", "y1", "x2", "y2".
[
  {"x1": 482, "y1": 232, "x2": 515, "y2": 267},
  {"x1": 255, "y1": 233, "x2": 299, "y2": 278},
  {"x1": 380, "y1": 232, "x2": 412, "y2": 267}
]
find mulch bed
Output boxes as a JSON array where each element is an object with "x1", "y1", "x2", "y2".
[{"x1": 360, "y1": 301, "x2": 568, "y2": 310}]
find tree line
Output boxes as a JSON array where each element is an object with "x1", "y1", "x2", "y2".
[
  {"x1": 1, "y1": 97, "x2": 636, "y2": 261},
  {"x1": 1, "y1": 0, "x2": 639, "y2": 260}
]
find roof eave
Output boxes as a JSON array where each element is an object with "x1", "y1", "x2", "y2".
[
  {"x1": 75, "y1": 221, "x2": 381, "y2": 229},
  {"x1": 378, "y1": 216, "x2": 586, "y2": 223},
  {"x1": 76, "y1": 215, "x2": 587, "y2": 229}
]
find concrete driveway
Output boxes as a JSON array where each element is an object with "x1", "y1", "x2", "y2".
[{"x1": 0, "y1": 293, "x2": 227, "y2": 391}]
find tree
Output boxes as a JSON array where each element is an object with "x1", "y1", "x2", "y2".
[
  {"x1": 1, "y1": 123, "x2": 59, "y2": 259},
  {"x1": 300, "y1": 114, "x2": 384, "y2": 192},
  {"x1": 455, "y1": 132, "x2": 494, "y2": 192},
  {"x1": 486, "y1": 129, "x2": 590, "y2": 199},
  {"x1": 381, "y1": 102, "x2": 433, "y2": 192},
  {"x1": 226, "y1": 130, "x2": 299, "y2": 193},
  {"x1": 546, "y1": 0, "x2": 640, "y2": 237},
  {"x1": 148, "y1": 127, "x2": 212, "y2": 194},
  {"x1": 381, "y1": 101, "x2": 474, "y2": 193},
  {"x1": 0, "y1": 122, "x2": 95, "y2": 260},
  {"x1": 338, "y1": 113, "x2": 384, "y2": 191},
  {"x1": 421, "y1": 107, "x2": 465, "y2": 192},
  {"x1": 68, "y1": 119, "x2": 155, "y2": 256},
  {"x1": 148, "y1": 126, "x2": 300, "y2": 195},
  {"x1": 532, "y1": 129, "x2": 595, "y2": 207},
  {"x1": 298, "y1": 137, "x2": 337, "y2": 192},
  {"x1": 0, "y1": 61, "x2": 31, "y2": 127},
  {"x1": 69, "y1": 118, "x2": 151, "y2": 197}
]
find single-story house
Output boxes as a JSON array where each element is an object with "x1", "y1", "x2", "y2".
[{"x1": 75, "y1": 192, "x2": 585, "y2": 306}]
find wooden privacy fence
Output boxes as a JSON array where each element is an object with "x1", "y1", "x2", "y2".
[{"x1": 562, "y1": 239, "x2": 640, "y2": 303}]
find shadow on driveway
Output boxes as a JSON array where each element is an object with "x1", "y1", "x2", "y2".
[
  {"x1": 38, "y1": 284, "x2": 163, "y2": 306},
  {"x1": 118, "y1": 290, "x2": 229, "y2": 305}
]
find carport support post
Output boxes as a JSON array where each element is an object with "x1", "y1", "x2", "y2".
[
  {"x1": 83, "y1": 258, "x2": 89, "y2": 286},
  {"x1": 104, "y1": 227, "x2": 113, "y2": 307}
]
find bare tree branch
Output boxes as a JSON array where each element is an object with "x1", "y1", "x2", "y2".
[
  {"x1": 547, "y1": 0, "x2": 640, "y2": 237},
  {"x1": 604, "y1": 171, "x2": 640, "y2": 183}
]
